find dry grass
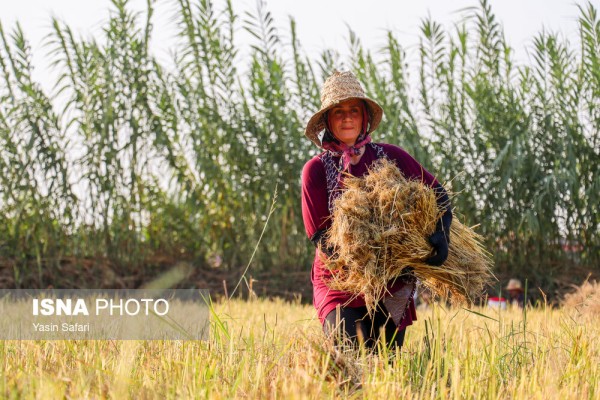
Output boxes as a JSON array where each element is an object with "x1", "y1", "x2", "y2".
[
  {"x1": 2, "y1": 298, "x2": 599, "y2": 399},
  {"x1": 563, "y1": 279, "x2": 600, "y2": 316},
  {"x1": 322, "y1": 159, "x2": 494, "y2": 312}
]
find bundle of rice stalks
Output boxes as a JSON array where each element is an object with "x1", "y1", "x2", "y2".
[
  {"x1": 562, "y1": 279, "x2": 600, "y2": 316},
  {"x1": 321, "y1": 158, "x2": 494, "y2": 313}
]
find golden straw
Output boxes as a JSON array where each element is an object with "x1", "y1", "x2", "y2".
[{"x1": 321, "y1": 158, "x2": 494, "y2": 313}]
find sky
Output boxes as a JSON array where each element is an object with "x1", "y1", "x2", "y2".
[{"x1": 0, "y1": 0, "x2": 585, "y2": 94}]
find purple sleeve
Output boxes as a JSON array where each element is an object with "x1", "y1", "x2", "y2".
[
  {"x1": 381, "y1": 143, "x2": 439, "y2": 187},
  {"x1": 301, "y1": 157, "x2": 330, "y2": 239}
]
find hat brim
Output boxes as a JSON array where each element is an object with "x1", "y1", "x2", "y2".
[
  {"x1": 505, "y1": 286, "x2": 524, "y2": 291},
  {"x1": 304, "y1": 97, "x2": 383, "y2": 148}
]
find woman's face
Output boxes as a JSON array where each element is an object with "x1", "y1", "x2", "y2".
[{"x1": 328, "y1": 99, "x2": 364, "y2": 146}]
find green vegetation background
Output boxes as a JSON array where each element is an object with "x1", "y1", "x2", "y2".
[{"x1": 0, "y1": 0, "x2": 597, "y2": 300}]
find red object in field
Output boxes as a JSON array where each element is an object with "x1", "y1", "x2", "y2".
[{"x1": 487, "y1": 297, "x2": 507, "y2": 309}]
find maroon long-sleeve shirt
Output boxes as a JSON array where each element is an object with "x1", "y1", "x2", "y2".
[{"x1": 301, "y1": 143, "x2": 440, "y2": 328}]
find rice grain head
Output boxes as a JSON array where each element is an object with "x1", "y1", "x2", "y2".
[{"x1": 563, "y1": 280, "x2": 600, "y2": 317}]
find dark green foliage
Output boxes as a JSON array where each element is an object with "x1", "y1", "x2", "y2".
[{"x1": 0, "y1": 0, "x2": 597, "y2": 291}]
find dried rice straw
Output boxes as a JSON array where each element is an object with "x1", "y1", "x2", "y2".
[{"x1": 321, "y1": 158, "x2": 494, "y2": 313}]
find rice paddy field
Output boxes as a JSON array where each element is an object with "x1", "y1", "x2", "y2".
[
  {"x1": 1, "y1": 1, "x2": 598, "y2": 398},
  {"x1": 2, "y1": 298, "x2": 598, "y2": 399}
]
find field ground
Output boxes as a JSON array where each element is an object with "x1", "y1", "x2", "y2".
[{"x1": 2, "y1": 298, "x2": 599, "y2": 399}]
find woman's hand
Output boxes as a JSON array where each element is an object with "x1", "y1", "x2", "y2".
[
  {"x1": 425, "y1": 230, "x2": 449, "y2": 266},
  {"x1": 310, "y1": 228, "x2": 335, "y2": 257},
  {"x1": 426, "y1": 182, "x2": 452, "y2": 266}
]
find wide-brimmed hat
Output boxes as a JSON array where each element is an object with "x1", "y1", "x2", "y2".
[
  {"x1": 304, "y1": 71, "x2": 383, "y2": 147},
  {"x1": 505, "y1": 279, "x2": 523, "y2": 292}
]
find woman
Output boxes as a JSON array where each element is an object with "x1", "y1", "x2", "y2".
[{"x1": 301, "y1": 71, "x2": 452, "y2": 349}]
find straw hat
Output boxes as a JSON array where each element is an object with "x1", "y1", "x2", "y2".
[
  {"x1": 505, "y1": 279, "x2": 523, "y2": 292},
  {"x1": 304, "y1": 71, "x2": 383, "y2": 147}
]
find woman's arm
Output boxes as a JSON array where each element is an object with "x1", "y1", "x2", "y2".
[
  {"x1": 301, "y1": 157, "x2": 332, "y2": 252},
  {"x1": 427, "y1": 183, "x2": 453, "y2": 265}
]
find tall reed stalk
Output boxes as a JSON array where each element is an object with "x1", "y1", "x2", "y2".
[{"x1": 0, "y1": 0, "x2": 597, "y2": 292}]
